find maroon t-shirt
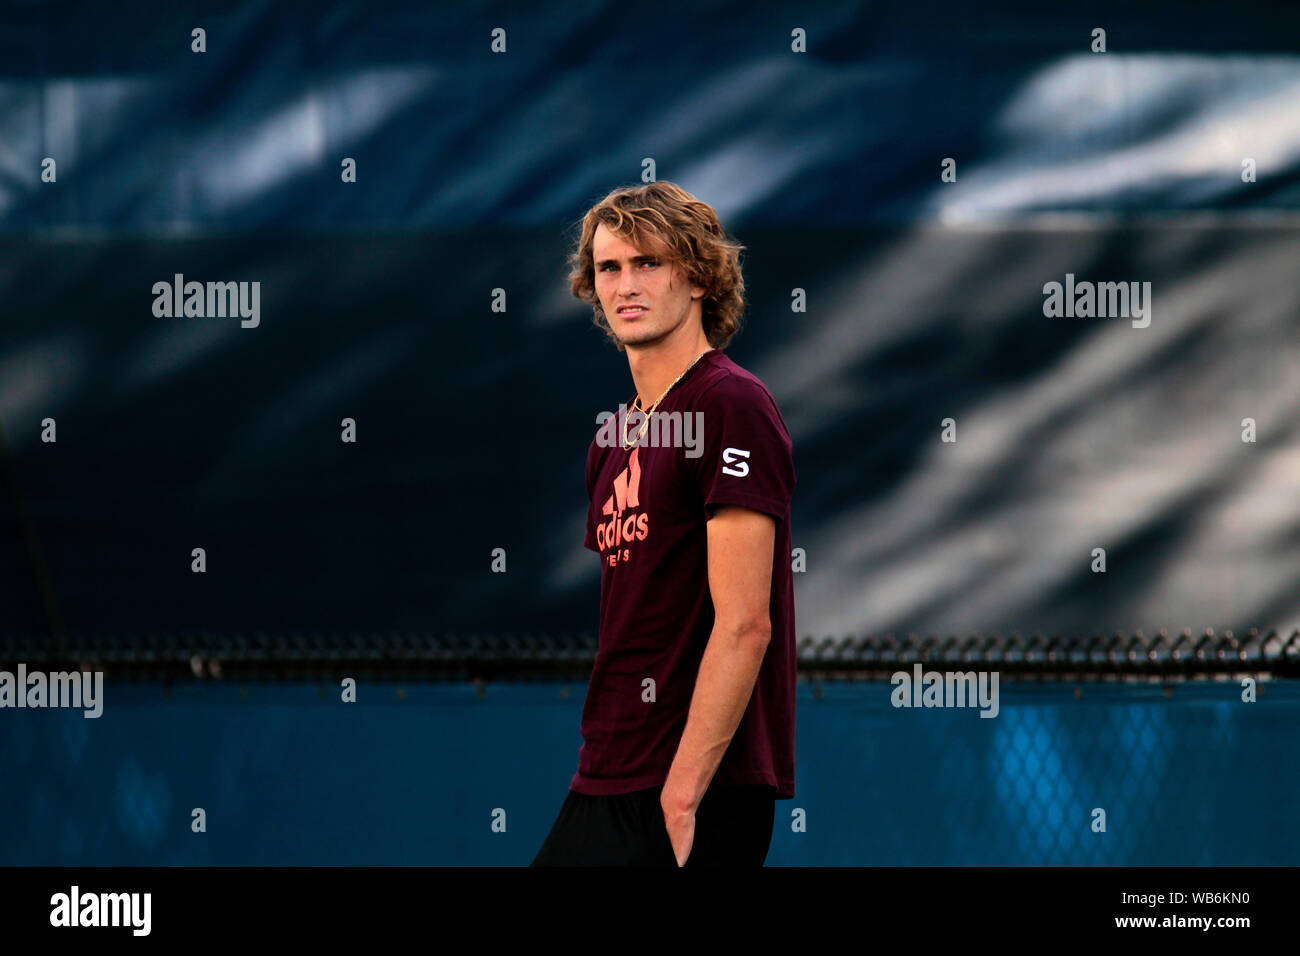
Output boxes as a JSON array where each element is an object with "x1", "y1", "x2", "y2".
[{"x1": 571, "y1": 348, "x2": 796, "y2": 799}]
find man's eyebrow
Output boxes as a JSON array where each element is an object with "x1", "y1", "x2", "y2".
[{"x1": 594, "y1": 254, "x2": 660, "y2": 266}]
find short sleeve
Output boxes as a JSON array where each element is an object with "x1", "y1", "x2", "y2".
[{"x1": 689, "y1": 375, "x2": 794, "y2": 521}]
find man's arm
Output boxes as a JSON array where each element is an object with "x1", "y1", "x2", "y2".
[{"x1": 662, "y1": 504, "x2": 775, "y2": 824}]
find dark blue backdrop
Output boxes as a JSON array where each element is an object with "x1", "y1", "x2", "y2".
[{"x1": 2, "y1": 0, "x2": 1299, "y2": 867}]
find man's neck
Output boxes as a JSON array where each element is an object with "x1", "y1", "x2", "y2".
[{"x1": 626, "y1": 326, "x2": 713, "y2": 410}]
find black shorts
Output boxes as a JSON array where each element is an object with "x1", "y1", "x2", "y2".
[{"x1": 530, "y1": 782, "x2": 776, "y2": 867}]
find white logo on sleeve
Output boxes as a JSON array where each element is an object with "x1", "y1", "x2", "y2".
[{"x1": 721, "y1": 447, "x2": 751, "y2": 477}]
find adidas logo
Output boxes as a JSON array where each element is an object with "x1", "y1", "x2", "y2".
[{"x1": 596, "y1": 446, "x2": 650, "y2": 551}]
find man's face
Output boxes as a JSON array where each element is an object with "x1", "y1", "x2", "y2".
[{"x1": 592, "y1": 223, "x2": 704, "y2": 350}]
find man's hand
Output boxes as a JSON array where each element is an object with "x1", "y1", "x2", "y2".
[{"x1": 661, "y1": 780, "x2": 699, "y2": 867}]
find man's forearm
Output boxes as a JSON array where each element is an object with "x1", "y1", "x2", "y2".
[{"x1": 662, "y1": 624, "x2": 771, "y2": 812}]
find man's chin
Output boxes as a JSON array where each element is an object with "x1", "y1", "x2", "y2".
[{"x1": 616, "y1": 327, "x2": 669, "y2": 350}]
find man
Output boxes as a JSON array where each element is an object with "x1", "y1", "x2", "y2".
[{"x1": 532, "y1": 182, "x2": 796, "y2": 867}]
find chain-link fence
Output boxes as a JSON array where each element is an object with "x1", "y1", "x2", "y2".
[{"x1": 1, "y1": 630, "x2": 1295, "y2": 865}]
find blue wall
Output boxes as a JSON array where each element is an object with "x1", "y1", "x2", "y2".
[{"x1": 2, "y1": 678, "x2": 1295, "y2": 866}]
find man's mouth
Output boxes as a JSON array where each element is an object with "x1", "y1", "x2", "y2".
[{"x1": 617, "y1": 306, "x2": 647, "y2": 317}]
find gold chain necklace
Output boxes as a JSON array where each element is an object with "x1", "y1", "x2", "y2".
[{"x1": 622, "y1": 348, "x2": 712, "y2": 450}]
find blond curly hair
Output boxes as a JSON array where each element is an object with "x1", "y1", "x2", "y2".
[{"x1": 568, "y1": 182, "x2": 746, "y2": 350}]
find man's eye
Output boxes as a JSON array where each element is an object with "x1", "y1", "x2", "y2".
[{"x1": 598, "y1": 260, "x2": 655, "y2": 271}]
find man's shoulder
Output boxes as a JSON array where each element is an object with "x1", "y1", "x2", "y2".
[
  {"x1": 691, "y1": 352, "x2": 793, "y2": 452},
  {"x1": 691, "y1": 351, "x2": 778, "y2": 408}
]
